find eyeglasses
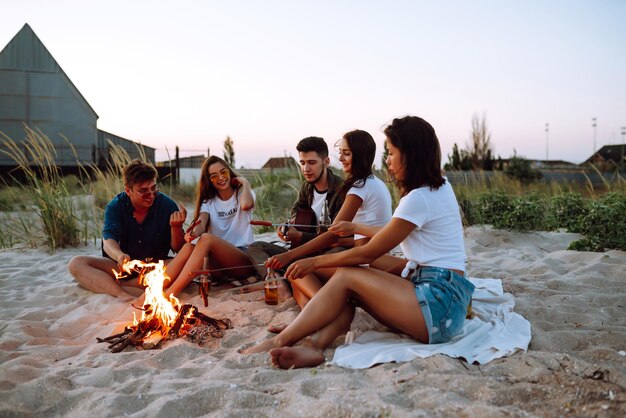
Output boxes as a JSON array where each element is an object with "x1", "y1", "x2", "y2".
[
  {"x1": 132, "y1": 185, "x2": 159, "y2": 199},
  {"x1": 209, "y1": 168, "x2": 230, "y2": 183}
]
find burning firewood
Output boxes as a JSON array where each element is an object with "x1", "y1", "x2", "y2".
[{"x1": 97, "y1": 260, "x2": 232, "y2": 352}]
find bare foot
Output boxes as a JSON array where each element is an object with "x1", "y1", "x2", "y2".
[
  {"x1": 240, "y1": 337, "x2": 279, "y2": 354},
  {"x1": 269, "y1": 346, "x2": 325, "y2": 369},
  {"x1": 267, "y1": 323, "x2": 288, "y2": 333}
]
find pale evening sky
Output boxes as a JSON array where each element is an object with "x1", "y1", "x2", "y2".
[{"x1": 1, "y1": 0, "x2": 625, "y2": 168}]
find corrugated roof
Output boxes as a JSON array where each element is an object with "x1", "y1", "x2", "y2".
[{"x1": 0, "y1": 23, "x2": 98, "y2": 118}]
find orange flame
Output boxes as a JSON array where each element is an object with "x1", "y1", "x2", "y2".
[{"x1": 114, "y1": 260, "x2": 181, "y2": 337}]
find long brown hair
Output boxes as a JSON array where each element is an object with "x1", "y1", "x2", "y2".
[
  {"x1": 384, "y1": 116, "x2": 444, "y2": 196},
  {"x1": 338, "y1": 129, "x2": 376, "y2": 197},
  {"x1": 192, "y1": 155, "x2": 240, "y2": 224}
]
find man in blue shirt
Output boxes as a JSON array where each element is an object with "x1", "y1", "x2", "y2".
[{"x1": 68, "y1": 160, "x2": 186, "y2": 300}]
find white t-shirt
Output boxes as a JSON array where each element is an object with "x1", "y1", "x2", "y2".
[
  {"x1": 347, "y1": 175, "x2": 392, "y2": 240},
  {"x1": 311, "y1": 189, "x2": 327, "y2": 222},
  {"x1": 392, "y1": 179, "x2": 466, "y2": 272},
  {"x1": 199, "y1": 189, "x2": 255, "y2": 248}
]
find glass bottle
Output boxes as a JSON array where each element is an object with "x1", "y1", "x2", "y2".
[
  {"x1": 199, "y1": 256, "x2": 211, "y2": 307},
  {"x1": 264, "y1": 268, "x2": 279, "y2": 305},
  {"x1": 318, "y1": 199, "x2": 331, "y2": 234}
]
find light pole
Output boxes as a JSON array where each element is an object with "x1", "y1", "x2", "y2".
[
  {"x1": 620, "y1": 126, "x2": 626, "y2": 164},
  {"x1": 592, "y1": 117, "x2": 597, "y2": 154},
  {"x1": 545, "y1": 123, "x2": 549, "y2": 160}
]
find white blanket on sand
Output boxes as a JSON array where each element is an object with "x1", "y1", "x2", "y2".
[{"x1": 329, "y1": 278, "x2": 531, "y2": 369}]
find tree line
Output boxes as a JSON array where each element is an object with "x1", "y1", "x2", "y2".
[{"x1": 444, "y1": 113, "x2": 542, "y2": 183}]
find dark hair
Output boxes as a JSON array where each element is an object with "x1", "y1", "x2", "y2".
[
  {"x1": 339, "y1": 129, "x2": 376, "y2": 196},
  {"x1": 123, "y1": 159, "x2": 158, "y2": 187},
  {"x1": 193, "y1": 155, "x2": 240, "y2": 222},
  {"x1": 384, "y1": 116, "x2": 444, "y2": 195},
  {"x1": 296, "y1": 136, "x2": 328, "y2": 159}
]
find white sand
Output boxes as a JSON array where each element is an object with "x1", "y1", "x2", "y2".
[{"x1": 0, "y1": 227, "x2": 624, "y2": 417}]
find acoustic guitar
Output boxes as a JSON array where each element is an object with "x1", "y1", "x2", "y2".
[{"x1": 286, "y1": 207, "x2": 318, "y2": 249}]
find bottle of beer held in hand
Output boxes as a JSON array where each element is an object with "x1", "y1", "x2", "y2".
[{"x1": 318, "y1": 199, "x2": 331, "y2": 234}]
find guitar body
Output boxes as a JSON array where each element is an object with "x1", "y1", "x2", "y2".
[{"x1": 289, "y1": 207, "x2": 318, "y2": 249}]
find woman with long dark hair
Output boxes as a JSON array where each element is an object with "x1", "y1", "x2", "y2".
[
  {"x1": 266, "y1": 129, "x2": 392, "y2": 310},
  {"x1": 162, "y1": 155, "x2": 258, "y2": 298},
  {"x1": 243, "y1": 116, "x2": 474, "y2": 369}
]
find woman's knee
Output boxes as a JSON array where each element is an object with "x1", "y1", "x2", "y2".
[
  {"x1": 180, "y1": 242, "x2": 195, "y2": 253},
  {"x1": 196, "y1": 233, "x2": 215, "y2": 248},
  {"x1": 328, "y1": 267, "x2": 358, "y2": 287},
  {"x1": 193, "y1": 232, "x2": 214, "y2": 252}
]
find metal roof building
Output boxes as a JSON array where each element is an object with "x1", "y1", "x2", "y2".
[{"x1": 0, "y1": 23, "x2": 154, "y2": 168}]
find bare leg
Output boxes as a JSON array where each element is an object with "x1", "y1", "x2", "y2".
[
  {"x1": 268, "y1": 267, "x2": 337, "y2": 332},
  {"x1": 68, "y1": 256, "x2": 134, "y2": 301},
  {"x1": 289, "y1": 273, "x2": 321, "y2": 308},
  {"x1": 165, "y1": 233, "x2": 256, "y2": 298},
  {"x1": 163, "y1": 243, "x2": 195, "y2": 284},
  {"x1": 242, "y1": 266, "x2": 427, "y2": 355}
]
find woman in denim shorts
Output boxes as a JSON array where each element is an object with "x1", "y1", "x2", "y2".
[{"x1": 243, "y1": 116, "x2": 475, "y2": 368}]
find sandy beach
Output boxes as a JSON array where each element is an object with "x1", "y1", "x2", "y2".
[{"x1": 0, "y1": 226, "x2": 624, "y2": 417}]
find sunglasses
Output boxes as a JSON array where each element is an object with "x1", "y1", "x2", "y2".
[
  {"x1": 209, "y1": 168, "x2": 230, "y2": 183},
  {"x1": 132, "y1": 185, "x2": 159, "y2": 199}
]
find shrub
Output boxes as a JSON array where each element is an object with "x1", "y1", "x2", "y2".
[
  {"x1": 549, "y1": 192, "x2": 588, "y2": 232},
  {"x1": 476, "y1": 191, "x2": 512, "y2": 227},
  {"x1": 501, "y1": 193, "x2": 550, "y2": 232},
  {"x1": 568, "y1": 192, "x2": 626, "y2": 251}
]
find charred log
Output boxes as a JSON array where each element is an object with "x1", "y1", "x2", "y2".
[{"x1": 98, "y1": 304, "x2": 232, "y2": 353}]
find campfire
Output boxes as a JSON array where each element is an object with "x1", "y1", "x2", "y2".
[{"x1": 97, "y1": 260, "x2": 232, "y2": 353}]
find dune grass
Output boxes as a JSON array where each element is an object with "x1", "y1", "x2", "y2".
[
  {"x1": 0, "y1": 127, "x2": 623, "y2": 252},
  {"x1": 0, "y1": 127, "x2": 81, "y2": 251}
]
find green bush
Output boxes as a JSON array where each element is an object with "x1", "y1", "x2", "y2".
[
  {"x1": 568, "y1": 192, "x2": 626, "y2": 251},
  {"x1": 476, "y1": 191, "x2": 512, "y2": 227},
  {"x1": 549, "y1": 192, "x2": 588, "y2": 232},
  {"x1": 501, "y1": 193, "x2": 550, "y2": 232}
]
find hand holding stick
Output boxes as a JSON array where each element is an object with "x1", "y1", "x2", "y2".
[{"x1": 186, "y1": 219, "x2": 202, "y2": 234}]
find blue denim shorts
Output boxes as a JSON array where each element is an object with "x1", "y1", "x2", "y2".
[{"x1": 410, "y1": 266, "x2": 475, "y2": 344}]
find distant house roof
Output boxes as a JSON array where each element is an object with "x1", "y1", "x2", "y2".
[
  {"x1": 495, "y1": 158, "x2": 579, "y2": 170},
  {"x1": 262, "y1": 157, "x2": 298, "y2": 170},
  {"x1": 583, "y1": 145, "x2": 626, "y2": 164}
]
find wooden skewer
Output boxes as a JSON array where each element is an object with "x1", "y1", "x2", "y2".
[{"x1": 250, "y1": 220, "x2": 318, "y2": 228}]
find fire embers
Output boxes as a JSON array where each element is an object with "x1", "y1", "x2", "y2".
[
  {"x1": 99, "y1": 259, "x2": 232, "y2": 352},
  {"x1": 97, "y1": 304, "x2": 232, "y2": 352}
]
